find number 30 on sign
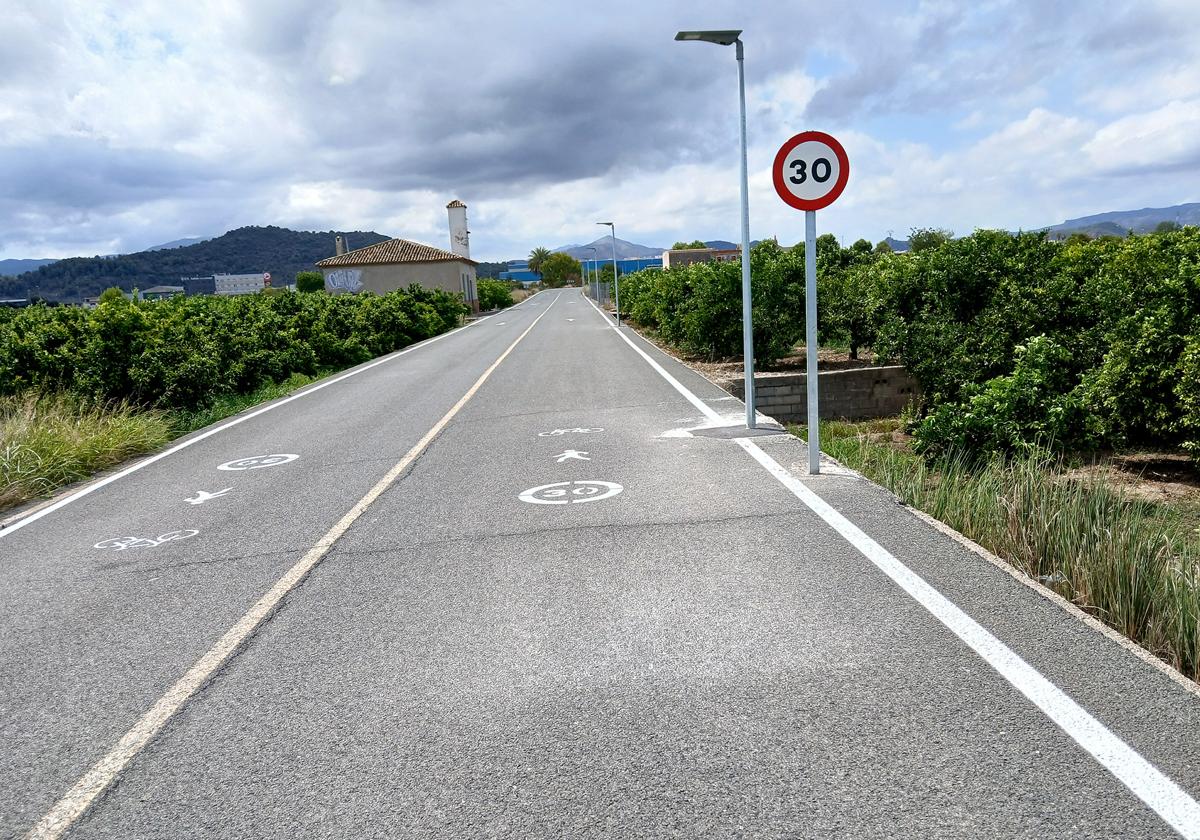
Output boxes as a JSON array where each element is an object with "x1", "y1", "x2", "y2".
[{"x1": 771, "y1": 131, "x2": 850, "y2": 212}]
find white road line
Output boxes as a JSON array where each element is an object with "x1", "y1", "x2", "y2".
[
  {"x1": 0, "y1": 292, "x2": 551, "y2": 540},
  {"x1": 583, "y1": 293, "x2": 1200, "y2": 839},
  {"x1": 25, "y1": 296, "x2": 558, "y2": 840}
]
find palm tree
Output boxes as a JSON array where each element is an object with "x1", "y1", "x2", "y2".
[{"x1": 528, "y1": 246, "x2": 552, "y2": 275}]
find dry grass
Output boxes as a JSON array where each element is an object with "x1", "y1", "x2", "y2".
[
  {"x1": 802, "y1": 419, "x2": 1200, "y2": 680},
  {"x1": 0, "y1": 393, "x2": 173, "y2": 511}
]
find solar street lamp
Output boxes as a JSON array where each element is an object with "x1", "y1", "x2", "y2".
[{"x1": 675, "y1": 28, "x2": 756, "y2": 428}]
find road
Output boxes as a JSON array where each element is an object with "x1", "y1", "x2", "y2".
[{"x1": 4, "y1": 287, "x2": 1200, "y2": 839}]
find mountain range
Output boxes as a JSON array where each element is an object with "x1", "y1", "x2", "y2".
[
  {"x1": 1042, "y1": 203, "x2": 1200, "y2": 239},
  {"x1": 0, "y1": 227, "x2": 387, "y2": 302},
  {"x1": 552, "y1": 236, "x2": 665, "y2": 260},
  {"x1": 3, "y1": 202, "x2": 1196, "y2": 301}
]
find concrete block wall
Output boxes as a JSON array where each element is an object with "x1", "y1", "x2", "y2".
[{"x1": 723, "y1": 365, "x2": 919, "y2": 422}]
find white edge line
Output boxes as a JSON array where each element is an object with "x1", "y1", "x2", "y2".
[
  {"x1": 0, "y1": 292, "x2": 548, "y2": 539},
  {"x1": 590, "y1": 290, "x2": 1200, "y2": 839},
  {"x1": 25, "y1": 295, "x2": 558, "y2": 840}
]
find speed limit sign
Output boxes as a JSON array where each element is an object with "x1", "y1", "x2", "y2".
[
  {"x1": 772, "y1": 131, "x2": 849, "y2": 211},
  {"x1": 772, "y1": 130, "x2": 849, "y2": 476}
]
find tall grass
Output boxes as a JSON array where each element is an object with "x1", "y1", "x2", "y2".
[
  {"x1": 810, "y1": 421, "x2": 1200, "y2": 680},
  {"x1": 169, "y1": 370, "x2": 326, "y2": 435},
  {"x1": 0, "y1": 393, "x2": 173, "y2": 511}
]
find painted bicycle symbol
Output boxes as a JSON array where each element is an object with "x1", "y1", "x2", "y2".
[
  {"x1": 94, "y1": 530, "x2": 199, "y2": 551},
  {"x1": 537, "y1": 428, "x2": 604, "y2": 437},
  {"x1": 519, "y1": 480, "x2": 623, "y2": 505},
  {"x1": 217, "y1": 454, "x2": 299, "y2": 471}
]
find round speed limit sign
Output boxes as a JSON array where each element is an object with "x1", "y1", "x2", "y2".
[{"x1": 772, "y1": 131, "x2": 849, "y2": 211}]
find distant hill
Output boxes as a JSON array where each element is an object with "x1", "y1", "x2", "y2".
[
  {"x1": 554, "y1": 236, "x2": 666, "y2": 260},
  {"x1": 0, "y1": 226, "x2": 389, "y2": 302},
  {"x1": 144, "y1": 236, "x2": 211, "y2": 251},
  {"x1": 1043, "y1": 202, "x2": 1200, "y2": 239},
  {"x1": 0, "y1": 258, "x2": 57, "y2": 276}
]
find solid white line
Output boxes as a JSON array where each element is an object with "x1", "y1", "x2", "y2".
[
  {"x1": 0, "y1": 293, "x2": 548, "y2": 540},
  {"x1": 25, "y1": 296, "x2": 557, "y2": 840},
  {"x1": 586, "y1": 292, "x2": 1200, "y2": 838}
]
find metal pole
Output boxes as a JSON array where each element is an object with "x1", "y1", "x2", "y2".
[
  {"x1": 736, "y1": 39, "x2": 755, "y2": 429},
  {"x1": 805, "y1": 209, "x2": 820, "y2": 474},
  {"x1": 610, "y1": 225, "x2": 620, "y2": 328}
]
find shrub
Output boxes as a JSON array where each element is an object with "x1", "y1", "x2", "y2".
[
  {"x1": 478, "y1": 278, "x2": 514, "y2": 311},
  {"x1": 295, "y1": 271, "x2": 325, "y2": 293}
]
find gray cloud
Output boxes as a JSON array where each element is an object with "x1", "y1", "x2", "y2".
[{"x1": 2, "y1": 0, "x2": 1199, "y2": 259}]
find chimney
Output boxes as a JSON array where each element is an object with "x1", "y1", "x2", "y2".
[
  {"x1": 335, "y1": 234, "x2": 346, "y2": 256},
  {"x1": 447, "y1": 199, "x2": 470, "y2": 259}
]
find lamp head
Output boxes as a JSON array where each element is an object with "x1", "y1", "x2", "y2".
[{"x1": 675, "y1": 29, "x2": 741, "y2": 46}]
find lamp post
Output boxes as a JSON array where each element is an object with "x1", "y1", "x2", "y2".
[
  {"x1": 596, "y1": 221, "x2": 619, "y2": 328},
  {"x1": 585, "y1": 246, "x2": 597, "y2": 300},
  {"x1": 675, "y1": 28, "x2": 755, "y2": 429}
]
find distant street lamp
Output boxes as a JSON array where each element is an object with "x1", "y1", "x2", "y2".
[
  {"x1": 675, "y1": 28, "x2": 755, "y2": 428},
  {"x1": 596, "y1": 221, "x2": 620, "y2": 328},
  {"x1": 585, "y1": 246, "x2": 597, "y2": 299}
]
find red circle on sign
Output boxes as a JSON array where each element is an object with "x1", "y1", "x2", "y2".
[{"x1": 772, "y1": 131, "x2": 850, "y2": 212}]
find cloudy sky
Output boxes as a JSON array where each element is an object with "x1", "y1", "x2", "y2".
[{"x1": 3, "y1": 0, "x2": 1199, "y2": 261}]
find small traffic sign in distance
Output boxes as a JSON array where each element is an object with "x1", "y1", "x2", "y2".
[{"x1": 772, "y1": 130, "x2": 850, "y2": 212}]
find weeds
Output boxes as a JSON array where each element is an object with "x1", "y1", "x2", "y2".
[
  {"x1": 0, "y1": 393, "x2": 172, "y2": 511},
  {"x1": 800, "y1": 420, "x2": 1200, "y2": 680},
  {"x1": 1, "y1": 371, "x2": 331, "y2": 515}
]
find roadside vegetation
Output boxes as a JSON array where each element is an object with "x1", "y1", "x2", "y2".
[
  {"x1": 0, "y1": 393, "x2": 172, "y2": 512},
  {"x1": 804, "y1": 419, "x2": 1200, "y2": 679},
  {"x1": 618, "y1": 226, "x2": 1200, "y2": 464},
  {"x1": 478, "y1": 278, "x2": 517, "y2": 311},
  {"x1": 0, "y1": 286, "x2": 467, "y2": 513}
]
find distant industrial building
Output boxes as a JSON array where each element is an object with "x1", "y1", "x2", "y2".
[
  {"x1": 215, "y1": 273, "x2": 267, "y2": 296},
  {"x1": 502, "y1": 255, "x2": 663, "y2": 284},
  {"x1": 315, "y1": 200, "x2": 478, "y2": 310}
]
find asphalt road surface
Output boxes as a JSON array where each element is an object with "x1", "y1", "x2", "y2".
[{"x1": 5, "y1": 287, "x2": 1200, "y2": 839}]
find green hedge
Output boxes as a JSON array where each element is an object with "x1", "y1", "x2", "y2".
[
  {"x1": 616, "y1": 228, "x2": 1200, "y2": 461},
  {"x1": 0, "y1": 286, "x2": 468, "y2": 411}
]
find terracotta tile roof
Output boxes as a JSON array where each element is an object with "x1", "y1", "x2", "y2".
[
  {"x1": 446, "y1": 199, "x2": 467, "y2": 208},
  {"x1": 316, "y1": 238, "x2": 476, "y2": 268}
]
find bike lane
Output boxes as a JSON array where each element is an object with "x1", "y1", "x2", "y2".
[{"x1": 58, "y1": 289, "x2": 1200, "y2": 839}]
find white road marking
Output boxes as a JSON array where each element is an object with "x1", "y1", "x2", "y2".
[
  {"x1": 184, "y1": 489, "x2": 232, "y2": 505},
  {"x1": 537, "y1": 427, "x2": 603, "y2": 437},
  {"x1": 93, "y1": 531, "x2": 199, "y2": 551},
  {"x1": 518, "y1": 480, "x2": 622, "y2": 505},
  {"x1": 554, "y1": 450, "x2": 590, "y2": 462},
  {"x1": 0, "y1": 294, "x2": 539, "y2": 541},
  {"x1": 26, "y1": 296, "x2": 559, "y2": 840},
  {"x1": 217, "y1": 454, "x2": 298, "y2": 471},
  {"x1": 583, "y1": 293, "x2": 1200, "y2": 839}
]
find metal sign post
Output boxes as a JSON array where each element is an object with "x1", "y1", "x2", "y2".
[{"x1": 772, "y1": 130, "x2": 850, "y2": 475}]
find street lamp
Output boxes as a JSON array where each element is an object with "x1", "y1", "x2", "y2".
[
  {"x1": 596, "y1": 221, "x2": 620, "y2": 328},
  {"x1": 675, "y1": 28, "x2": 755, "y2": 429},
  {"x1": 585, "y1": 246, "x2": 597, "y2": 300}
]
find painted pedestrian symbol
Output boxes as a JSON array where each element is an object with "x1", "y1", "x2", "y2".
[
  {"x1": 519, "y1": 480, "x2": 623, "y2": 505},
  {"x1": 538, "y1": 428, "x2": 603, "y2": 437},
  {"x1": 185, "y1": 488, "x2": 232, "y2": 505},
  {"x1": 554, "y1": 450, "x2": 590, "y2": 463},
  {"x1": 218, "y1": 454, "x2": 298, "y2": 471},
  {"x1": 94, "y1": 530, "x2": 199, "y2": 551}
]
